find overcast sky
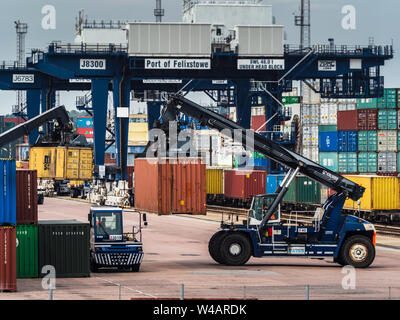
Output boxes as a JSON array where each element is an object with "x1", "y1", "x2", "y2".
[{"x1": 0, "y1": 0, "x2": 397, "y2": 115}]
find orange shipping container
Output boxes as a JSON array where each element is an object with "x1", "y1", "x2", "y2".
[
  {"x1": 0, "y1": 227, "x2": 17, "y2": 292},
  {"x1": 134, "y1": 158, "x2": 206, "y2": 215}
]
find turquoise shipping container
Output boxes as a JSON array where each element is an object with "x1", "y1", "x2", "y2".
[
  {"x1": 338, "y1": 152, "x2": 357, "y2": 173},
  {"x1": 378, "y1": 110, "x2": 397, "y2": 130},
  {"x1": 377, "y1": 89, "x2": 397, "y2": 109},
  {"x1": 356, "y1": 98, "x2": 377, "y2": 109},
  {"x1": 358, "y1": 152, "x2": 377, "y2": 173},
  {"x1": 358, "y1": 131, "x2": 377, "y2": 152},
  {"x1": 319, "y1": 152, "x2": 339, "y2": 172}
]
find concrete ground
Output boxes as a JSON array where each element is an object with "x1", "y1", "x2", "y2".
[{"x1": 1, "y1": 197, "x2": 400, "y2": 300}]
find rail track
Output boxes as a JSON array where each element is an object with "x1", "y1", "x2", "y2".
[{"x1": 206, "y1": 205, "x2": 400, "y2": 237}]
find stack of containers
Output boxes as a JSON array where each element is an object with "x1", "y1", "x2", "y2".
[
  {"x1": 0, "y1": 160, "x2": 17, "y2": 292},
  {"x1": 337, "y1": 109, "x2": 358, "y2": 173},
  {"x1": 76, "y1": 116, "x2": 94, "y2": 144},
  {"x1": 16, "y1": 170, "x2": 39, "y2": 279},
  {"x1": 301, "y1": 104, "x2": 319, "y2": 162},
  {"x1": 319, "y1": 101, "x2": 339, "y2": 172}
]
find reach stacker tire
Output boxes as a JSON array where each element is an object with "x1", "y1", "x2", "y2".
[
  {"x1": 339, "y1": 235, "x2": 375, "y2": 268},
  {"x1": 219, "y1": 233, "x2": 252, "y2": 266},
  {"x1": 208, "y1": 231, "x2": 228, "y2": 264}
]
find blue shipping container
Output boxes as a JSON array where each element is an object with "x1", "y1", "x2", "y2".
[
  {"x1": 0, "y1": 159, "x2": 16, "y2": 226},
  {"x1": 319, "y1": 131, "x2": 338, "y2": 152},
  {"x1": 338, "y1": 131, "x2": 358, "y2": 152},
  {"x1": 266, "y1": 174, "x2": 285, "y2": 194},
  {"x1": 76, "y1": 117, "x2": 93, "y2": 128}
]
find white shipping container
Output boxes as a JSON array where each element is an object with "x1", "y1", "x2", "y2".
[
  {"x1": 377, "y1": 131, "x2": 398, "y2": 152},
  {"x1": 233, "y1": 25, "x2": 284, "y2": 57},
  {"x1": 128, "y1": 23, "x2": 211, "y2": 57},
  {"x1": 320, "y1": 103, "x2": 338, "y2": 125},
  {"x1": 75, "y1": 28, "x2": 128, "y2": 45},
  {"x1": 378, "y1": 152, "x2": 397, "y2": 173},
  {"x1": 301, "y1": 104, "x2": 320, "y2": 125},
  {"x1": 338, "y1": 103, "x2": 356, "y2": 111},
  {"x1": 302, "y1": 146, "x2": 319, "y2": 163},
  {"x1": 302, "y1": 125, "x2": 319, "y2": 147},
  {"x1": 301, "y1": 81, "x2": 321, "y2": 104}
]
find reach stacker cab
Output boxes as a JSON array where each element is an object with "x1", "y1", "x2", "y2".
[
  {"x1": 158, "y1": 94, "x2": 377, "y2": 268},
  {"x1": 88, "y1": 207, "x2": 144, "y2": 272}
]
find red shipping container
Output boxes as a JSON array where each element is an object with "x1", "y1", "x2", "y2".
[
  {"x1": 134, "y1": 158, "x2": 206, "y2": 215},
  {"x1": 0, "y1": 227, "x2": 17, "y2": 292},
  {"x1": 337, "y1": 110, "x2": 358, "y2": 131},
  {"x1": 16, "y1": 170, "x2": 38, "y2": 225},
  {"x1": 251, "y1": 115, "x2": 266, "y2": 132},
  {"x1": 4, "y1": 117, "x2": 25, "y2": 126},
  {"x1": 357, "y1": 109, "x2": 377, "y2": 130},
  {"x1": 224, "y1": 170, "x2": 267, "y2": 199},
  {"x1": 104, "y1": 153, "x2": 117, "y2": 166},
  {"x1": 77, "y1": 127, "x2": 94, "y2": 138}
]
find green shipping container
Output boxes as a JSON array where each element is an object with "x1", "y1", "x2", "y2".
[
  {"x1": 282, "y1": 96, "x2": 300, "y2": 105},
  {"x1": 283, "y1": 176, "x2": 321, "y2": 204},
  {"x1": 319, "y1": 152, "x2": 339, "y2": 172},
  {"x1": 318, "y1": 125, "x2": 338, "y2": 132},
  {"x1": 358, "y1": 131, "x2": 377, "y2": 152},
  {"x1": 378, "y1": 110, "x2": 397, "y2": 130},
  {"x1": 339, "y1": 152, "x2": 358, "y2": 173},
  {"x1": 356, "y1": 98, "x2": 377, "y2": 109},
  {"x1": 16, "y1": 225, "x2": 38, "y2": 278},
  {"x1": 358, "y1": 152, "x2": 377, "y2": 173}
]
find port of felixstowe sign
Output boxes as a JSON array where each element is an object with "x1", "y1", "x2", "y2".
[{"x1": 145, "y1": 58, "x2": 211, "y2": 70}]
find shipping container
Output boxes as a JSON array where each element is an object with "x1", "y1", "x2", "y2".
[
  {"x1": 76, "y1": 117, "x2": 93, "y2": 128},
  {"x1": 224, "y1": 170, "x2": 267, "y2": 200},
  {"x1": 338, "y1": 103, "x2": 356, "y2": 111},
  {"x1": 29, "y1": 147, "x2": 93, "y2": 181},
  {"x1": 356, "y1": 98, "x2": 377, "y2": 109},
  {"x1": 318, "y1": 125, "x2": 337, "y2": 132},
  {"x1": 206, "y1": 168, "x2": 224, "y2": 196},
  {"x1": 358, "y1": 152, "x2": 378, "y2": 173},
  {"x1": 300, "y1": 104, "x2": 320, "y2": 125},
  {"x1": 377, "y1": 131, "x2": 397, "y2": 152},
  {"x1": 234, "y1": 25, "x2": 284, "y2": 57},
  {"x1": 302, "y1": 125, "x2": 319, "y2": 146},
  {"x1": 337, "y1": 110, "x2": 358, "y2": 131},
  {"x1": 266, "y1": 174, "x2": 285, "y2": 194},
  {"x1": 16, "y1": 170, "x2": 38, "y2": 225},
  {"x1": 128, "y1": 23, "x2": 211, "y2": 57},
  {"x1": 76, "y1": 127, "x2": 94, "y2": 139},
  {"x1": 357, "y1": 109, "x2": 377, "y2": 130},
  {"x1": 282, "y1": 96, "x2": 299, "y2": 105},
  {"x1": 358, "y1": 131, "x2": 377, "y2": 152},
  {"x1": 16, "y1": 224, "x2": 38, "y2": 278},
  {"x1": 283, "y1": 176, "x2": 320, "y2": 204},
  {"x1": 0, "y1": 226, "x2": 17, "y2": 292},
  {"x1": 320, "y1": 103, "x2": 337, "y2": 125},
  {"x1": 135, "y1": 158, "x2": 206, "y2": 215},
  {"x1": 319, "y1": 131, "x2": 338, "y2": 152},
  {"x1": 338, "y1": 131, "x2": 358, "y2": 152},
  {"x1": 377, "y1": 110, "x2": 397, "y2": 130},
  {"x1": 377, "y1": 88, "x2": 397, "y2": 109},
  {"x1": 38, "y1": 220, "x2": 90, "y2": 278},
  {"x1": 343, "y1": 175, "x2": 399, "y2": 210},
  {"x1": 338, "y1": 152, "x2": 358, "y2": 173},
  {"x1": 377, "y1": 152, "x2": 397, "y2": 173},
  {"x1": 319, "y1": 152, "x2": 339, "y2": 172},
  {"x1": 0, "y1": 160, "x2": 16, "y2": 226},
  {"x1": 301, "y1": 146, "x2": 319, "y2": 163}
]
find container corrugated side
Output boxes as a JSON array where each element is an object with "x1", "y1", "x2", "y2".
[
  {"x1": 16, "y1": 170, "x2": 38, "y2": 225},
  {"x1": 356, "y1": 98, "x2": 377, "y2": 109},
  {"x1": 377, "y1": 130, "x2": 397, "y2": 152},
  {"x1": 206, "y1": 168, "x2": 224, "y2": 195},
  {"x1": 266, "y1": 174, "x2": 285, "y2": 194},
  {"x1": 224, "y1": 170, "x2": 266, "y2": 200},
  {"x1": 358, "y1": 152, "x2": 377, "y2": 173},
  {"x1": 38, "y1": 221, "x2": 90, "y2": 278},
  {"x1": 0, "y1": 160, "x2": 16, "y2": 226},
  {"x1": 0, "y1": 226, "x2": 17, "y2": 292},
  {"x1": 296, "y1": 176, "x2": 321, "y2": 204},
  {"x1": 319, "y1": 131, "x2": 338, "y2": 152},
  {"x1": 338, "y1": 131, "x2": 357, "y2": 152},
  {"x1": 338, "y1": 153, "x2": 357, "y2": 173},
  {"x1": 343, "y1": 175, "x2": 400, "y2": 210},
  {"x1": 319, "y1": 152, "x2": 339, "y2": 172},
  {"x1": 337, "y1": 110, "x2": 358, "y2": 131},
  {"x1": 16, "y1": 224, "x2": 38, "y2": 278},
  {"x1": 377, "y1": 152, "x2": 397, "y2": 173},
  {"x1": 358, "y1": 131, "x2": 377, "y2": 152}
]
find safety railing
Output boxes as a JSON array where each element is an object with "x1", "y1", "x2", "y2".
[
  {"x1": 48, "y1": 42, "x2": 128, "y2": 54},
  {"x1": 0, "y1": 61, "x2": 27, "y2": 70},
  {"x1": 284, "y1": 44, "x2": 393, "y2": 56}
]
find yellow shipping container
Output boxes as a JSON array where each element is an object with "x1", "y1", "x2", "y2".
[
  {"x1": 206, "y1": 168, "x2": 224, "y2": 195},
  {"x1": 29, "y1": 147, "x2": 93, "y2": 181},
  {"x1": 343, "y1": 175, "x2": 400, "y2": 211},
  {"x1": 128, "y1": 114, "x2": 148, "y2": 146}
]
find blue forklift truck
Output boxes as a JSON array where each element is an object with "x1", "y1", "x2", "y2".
[
  {"x1": 157, "y1": 94, "x2": 376, "y2": 268},
  {"x1": 88, "y1": 207, "x2": 144, "y2": 272}
]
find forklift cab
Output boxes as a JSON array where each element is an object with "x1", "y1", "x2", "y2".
[
  {"x1": 89, "y1": 207, "x2": 124, "y2": 242},
  {"x1": 248, "y1": 194, "x2": 281, "y2": 225}
]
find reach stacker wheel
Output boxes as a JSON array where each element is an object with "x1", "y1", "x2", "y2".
[
  {"x1": 219, "y1": 233, "x2": 252, "y2": 266},
  {"x1": 339, "y1": 235, "x2": 375, "y2": 268},
  {"x1": 208, "y1": 231, "x2": 228, "y2": 264}
]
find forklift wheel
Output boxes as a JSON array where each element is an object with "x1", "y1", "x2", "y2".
[
  {"x1": 340, "y1": 235, "x2": 375, "y2": 268},
  {"x1": 131, "y1": 264, "x2": 140, "y2": 272},
  {"x1": 219, "y1": 233, "x2": 252, "y2": 266},
  {"x1": 208, "y1": 231, "x2": 229, "y2": 264}
]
